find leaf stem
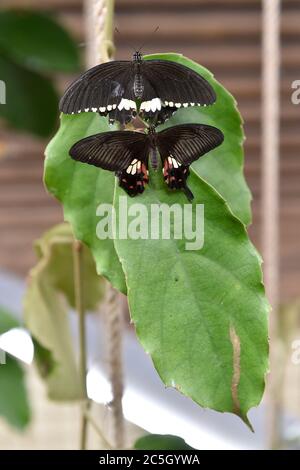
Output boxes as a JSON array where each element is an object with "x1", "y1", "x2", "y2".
[{"x1": 73, "y1": 239, "x2": 89, "y2": 450}]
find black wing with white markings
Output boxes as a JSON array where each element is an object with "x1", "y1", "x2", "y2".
[
  {"x1": 157, "y1": 123, "x2": 224, "y2": 200},
  {"x1": 69, "y1": 131, "x2": 150, "y2": 196},
  {"x1": 140, "y1": 60, "x2": 216, "y2": 114},
  {"x1": 60, "y1": 57, "x2": 217, "y2": 126},
  {"x1": 59, "y1": 61, "x2": 137, "y2": 122},
  {"x1": 69, "y1": 130, "x2": 149, "y2": 170}
]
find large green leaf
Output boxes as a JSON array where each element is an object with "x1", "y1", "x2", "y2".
[
  {"x1": 45, "y1": 114, "x2": 126, "y2": 293},
  {"x1": 145, "y1": 53, "x2": 251, "y2": 226},
  {"x1": 0, "y1": 10, "x2": 80, "y2": 73},
  {"x1": 0, "y1": 308, "x2": 31, "y2": 429},
  {"x1": 44, "y1": 55, "x2": 268, "y2": 422},
  {"x1": 113, "y1": 171, "x2": 268, "y2": 423},
  {"x1": 0, "y1": 53, "x2": 58, "y2": 137},
  {"x1": 23, "y1": 223, "x2": 105, "y2": 400}
]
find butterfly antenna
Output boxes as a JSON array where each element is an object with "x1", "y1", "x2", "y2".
[
  {"x1": 137, "y1": 26, "x2": 160, "y2": 53},
  {"x1": 115, "y1": 27, "x2": 136, "y2": 52}
]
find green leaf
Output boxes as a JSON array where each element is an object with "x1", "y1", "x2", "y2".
[
  {"x1": 0, "y1": 355, "x2": 31, "y2": 430},
  {"x1": 33, "y1": 222, "x2": 105, "y2": 311},
  {"x1": 0, "y1": 10, "x2": 80, "y2": 73},
  {"x1": 0, "y1": 53, "x2": 58, "y2": 137},
  {"x1": 145, "y1": 53, "x2": 251, "y2": 226},
  {"x1": 134, "y1": 434, "x2": 194, "y2": 450},
  {"x1": 24, "y1": 271, "x2": 80, "y2": 401},
  {"x1": 0, "y1": 308, "x2": 31, "y2": 429},
  {"x1": 44, "y1": 114, "x2": 126, "y2": 294},
  {"x1": 44, "y1": 55, "x2": 268, "y2": 422},
  {"x1": 23, "y1": 223, "x2": 105, "y2": 400},
  {"x1": 113, "y1": 170, "x2": 269, "y2": 425},
  {"x1": 32, "y1": 338, "x2": 56, "y2": 380}
]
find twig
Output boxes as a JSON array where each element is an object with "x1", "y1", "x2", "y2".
[
  {"x1": 105, "y1": 281, "x2": 125, "y2": 449},
  {"x1": 102, "y1": 0, "x2": 116, "y2": 62},
  {"x1": 85, "y1": 0, "x2": 115, "y2": 67},
  {"x1": 73, "y1": 240, "x2": 90, "y2": 450}
]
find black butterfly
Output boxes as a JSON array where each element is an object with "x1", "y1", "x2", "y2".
[
  {"x1": 60, "y1": 52, "x2": 216, "y2": 126},
  {"x1": 69, "y1": 124, "x2": 224, "y2": 201}
]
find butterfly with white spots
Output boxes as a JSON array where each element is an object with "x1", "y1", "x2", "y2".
[
  {"x1": 69, "y1": 124, "x2": 224, "y2": 200},
  {"x1": 60, "y1": 52, "x2": 216, "y2": 125}
]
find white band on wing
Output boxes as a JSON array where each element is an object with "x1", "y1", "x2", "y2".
[
  {"x1": 140, "y1": 97, "x2": 162, "y2": 112},
  {"x1": 117, "y1": 98, "x2": 137, "y2": 111}
]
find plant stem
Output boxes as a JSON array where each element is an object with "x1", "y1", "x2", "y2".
[
  {"x1": 105, "y1": 282, "x2": 125, "y2": 448},
  {"x1": 103, "y1": 0, "x2": 116, "y2": 60},
  {"x1": 105, "y1": 0, "x2": 115, "y2": 42},
  {"x1": 73, "y1": 240, "x2": 89, "y2": 450}
]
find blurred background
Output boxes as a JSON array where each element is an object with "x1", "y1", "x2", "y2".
[{"x1": 0, "y1": 0, "x2": 299, "y2": 450}]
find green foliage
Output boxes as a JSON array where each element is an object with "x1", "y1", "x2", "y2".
[
  {"x1": 0, "y1": 356, "x2": 31, "y2": 430},
  {"x1": 0, "y1": 53, "x2": 58, "y2": 137},
  {"x1": 0, "y1": 10, "x2": 80, "y2": 73},
  {"x1": 32, "y1": 339, "x2": 56, "y2": 380},
  {"x1": 0, "y1": 9, "x2": 80, "y2": 137},
  {"x1": 23, "y1": 223, "x2": 105, "y2": 400},
  {"x1": 33, "y1": 223, "x2": 105, "y2": 310},
  {"x1": 45, "y1": 114, "x2": 126, "y2": 293},
  {"x1": 134, "y1": 434, "x2": 194, "y2": 450},
  {"x1": 44, "y1": 54, "x2": 269, "y2": 424},
  {"x1": 0, "y1": 307, "x2": 31, "y2": 429},
  {"x1": 113, "y1": 172, "x2": 268, "y2": 424}
]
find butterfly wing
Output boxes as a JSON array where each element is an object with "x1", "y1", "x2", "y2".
[
  {"x1": 103, "y1": 106, "x2": 136, "y2": 126},
  {"x1": 157, "y1": 123, "x2": 224, "y2": 165},
  {"x1": 141, "y1": 104, "x2": 177, "y2": 127},
  {"x1": 139, "y1": 60, "x2": 217, "y2": 122},
  {"x1": 156, "y1": 123, "x2": 224, "y2": 199},
  {"x1": 69, "y1": 131, "x2": 150, "y2": 196},
  {"x1": 60, "y1": 61, "x2": 137, "y2": 124}
]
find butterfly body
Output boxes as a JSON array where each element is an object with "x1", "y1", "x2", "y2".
[
  {"x1": 132, "y1": 52, "x2": 144, "y2": 99},
  {"x1": 69, "y1": 124, "x2": 224, "y2": 200},
  {"x1": 60, "y1": 54, "x2": 216, "y2": 125}
]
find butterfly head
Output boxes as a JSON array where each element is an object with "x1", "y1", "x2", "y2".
[{"x1": 133, "y1": 51, "x2": 143, "y2": 62}]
